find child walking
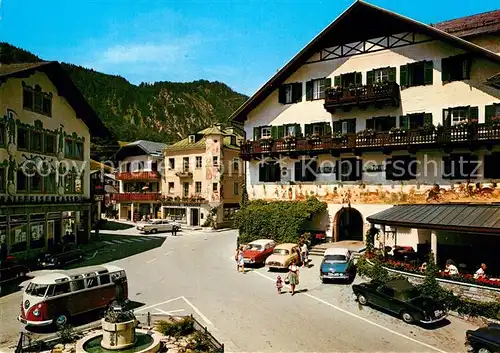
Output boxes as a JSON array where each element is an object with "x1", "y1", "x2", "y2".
[{"x1": 276, "y1": 276, "x2": 283, "y2": 294}]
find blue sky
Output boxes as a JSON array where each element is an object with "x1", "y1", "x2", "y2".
[{"x1": 1, "y1": 0, "x2": 498, "y2": 96}]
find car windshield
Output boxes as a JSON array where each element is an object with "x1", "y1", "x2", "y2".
[
  {"x1": 25, "y1": 283, "x2": 50, "y2": 297},
  {"x1": 273, "y1": 249, "x2": 289, "y2": 255},
  {"x1": 324, "y1": 255, "x2": 346, "y2": 262},
  {"x1": 246, "y1": 244, "x2": 263, "y2": 251}
]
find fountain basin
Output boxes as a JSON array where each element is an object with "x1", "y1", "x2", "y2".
[
  {"x1": 76, "y1": 329, "x2": 161, "y2": 353},
  {"x1": 101, "y1": 318, "x2": 137, "y2": 350}
]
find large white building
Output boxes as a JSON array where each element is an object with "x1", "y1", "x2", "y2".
[
  {"x1": 0, "y1": 62, "x2": 110, "y2": 259},
  {"x1": 232, "y1": 2, "x2": 500, "y2": 268}
]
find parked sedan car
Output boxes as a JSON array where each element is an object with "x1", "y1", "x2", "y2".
[
  {"x1": 352, "y1": 279, "x2": 447, "y2": 324},
  {"x1": 265, "y1": 243, "x2": 299, "y2": 270},
  {"x1": 37, "y1": 246, "x2": 85, "y2": 269},
  {"x1": 136, "y1": 219, "x2": 180, "y2": 234},
  {"x1": 466, "y1": 324, "x2": 500, "y2": 353},
  {"x1": 0, "y1": 257, "x2": 30, "y2": 295},
  {"x1": 243, "y1": 239, "x2": 276, "y2": 266},
  {"x1": 320, "y1": 247, "x2": 355, "y2": 282}
]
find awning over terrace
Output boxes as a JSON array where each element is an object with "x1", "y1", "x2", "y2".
[{"x1": 367, "y1": 204, "x2": 500, "y2": 235}]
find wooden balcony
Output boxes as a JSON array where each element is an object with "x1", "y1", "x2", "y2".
[
  {"x1": 324, "y1": 82, "x2": 400, "y2": 113},
  {"x1": 116, "y1": 171, "x2": 161, "y2": 181},
  {"x1": 111, "y1": 192, "x2": 161, "y2": 202},
  {"x1": 240, "y1": 123, "x2": 500, "y2": 159},
  {"x1": 175, "y1": 169, "x2": 193, "y2": 178}
]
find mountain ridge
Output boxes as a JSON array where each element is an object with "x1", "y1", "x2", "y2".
[{"x1": 0, "y1": 42, "x2": 248, "y2": 157}]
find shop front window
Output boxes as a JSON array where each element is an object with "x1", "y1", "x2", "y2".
[
  {"x1": 30, "y1": 222, "x2": 45, "y2": 249},
  {"x1": 62, "y1": 216, "x2": 76, "y2": 244},
  {"x1": 9, "y1": 218, "x2": 27, "y2": 253}
]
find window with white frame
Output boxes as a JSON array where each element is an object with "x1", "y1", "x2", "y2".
[
  {"x1": 233, "y1": 157, "x2": 239, "y2": 171},
  {"x1": 195, "y1": 156, "x2": 202, "y2": 168},
  {"x1": 313, "y1": 124, "x2": 322, "y2": 135},
  {"x1": 195, "y1": 181, "x2": 202, "y2": 194},
  {"x1": 451, "y1": 108, "x2": 468, "y2": 125},
  {"x1": 342, "y1": 121, "x2": 349, "y2": 134},
  {"x1": 261, "y1": 126, "x2": 272, "y2": 138},
  {"x1": 285, "y1": 85, "x2": 293, "y2": 104},
  {"x1": 233, "y1": 182, "x2": 239, "y2": 195},
  {"x1": 374, "y1": 68, "x2": 390, "y2": 82},
  {"x1": 286, "y1": 125, "x2": 296, "y2": 136},
  {"x1": 312, "y1": 79, "x2": 325, "y2": 100}
]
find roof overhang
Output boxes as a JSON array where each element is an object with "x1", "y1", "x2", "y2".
[
  {"x1": 0, "y1": 62, "x2": 112, "y2": 139},
  {"x1": 486, "y1": 73, "x2": 500, "y2": 89},
  {"x1": 230, "y1": 0, "x2": 500, "y2": 123},
  {"x1": 367, "y1": 204, "x2": 500, "y2": 235}
]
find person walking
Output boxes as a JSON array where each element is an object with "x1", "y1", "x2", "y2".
[
  {"x1": 301, "y1": 242, "x2": 308, "y2": 268},
  {"x1": 235, "y1": 246, "x2": 245, "y2": 273},
  {"x1": 276, "y1": 276, "x2": 283, "y2": 294},
  {"x1": 288, "y1": 259, "x2": 300, "y2": 295}
]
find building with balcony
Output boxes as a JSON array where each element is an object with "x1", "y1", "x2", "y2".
[
  {"x1": 233, "y1": 2, "x2": 500, "y2": 271},
  {"x1": 0, "y1": 62, "x2": 110, "y2": 259},
  {"x1": 162, "y1": 124, "x2": 243, "y2": 227},
  {"x1": 113, "y1": 140, "x2": 166, "y2": 221}
]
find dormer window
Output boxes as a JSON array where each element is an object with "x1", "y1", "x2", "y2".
[
  {"x1": 22, "y1": 82, "x2": 52, "y2": 117},
  {"x1": 188, "y1": 135, "x2": 196, "y2": 143},
  {"x1": 230, "y1": 136, "x2": 236, "y2": 145}
]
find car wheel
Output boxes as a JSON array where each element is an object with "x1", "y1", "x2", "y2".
[
  {"x1": 478, "y1": 348, "x2": 491, "y2": 353},
  {"x1": 357, "y1": 294, "x2": 368, "y2": 305},
  {"x1": 55, "y1": 312, "x2": 70, "y2": 327},
  {"x1": 400, "y1": 311, "x2": 415, "y2": 324},
  {"x1": 151, "y1": 229, "x2": 157, "y2": 234}
]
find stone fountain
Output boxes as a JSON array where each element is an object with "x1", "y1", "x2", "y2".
[{"x1": 76, "y1": 277, "x2": 160, "y2": 353}]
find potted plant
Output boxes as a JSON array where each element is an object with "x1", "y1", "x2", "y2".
[
  {"x1": 259, "y1": 137, "x2": 274, "y2": 152},
  {"x1": 357, "y1": 129, "x2": 375, "y2": 138},
  {"x1": 492, "y1": 115, "x2": 500, "y2": 128}
]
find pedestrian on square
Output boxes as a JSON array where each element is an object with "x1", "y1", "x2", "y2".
[
  {"x1": 276, "y1": 276, "x2": 283, "y2": 294},
  {"x1": 301, "y1": 242, "x2": 308, "y2": 268},
  {"x1": 288, "y1": 259, "x2": 300, "y2": 295},
  {"x1": 235, "y1": 245, "x2": 245, "y2": 273}
]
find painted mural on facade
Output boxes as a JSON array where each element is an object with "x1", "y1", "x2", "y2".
[
  {"x1": 250, "y1": 181, "x2": 500, "y2": 205},
  {"x1": 205, "y1": 135, "x2": 222, "y2": 203}
]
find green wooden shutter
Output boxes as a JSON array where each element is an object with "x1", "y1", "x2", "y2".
[
  {"x1": 335, "y1": 160, "x2": 341, "y2": 181},
  {"x1": 259, "y1": 164, "x2": 265, "y2": 182},
  {"x1": 400, "y1": 65, "x2": 408, "y2": 87},
  {"x1": 273, "y1": 162, "x2": 281, "y2": 182},
  {"x1": 294, "y1": 161, "x2": 303, "y2": 182},
  {"x1": 442, "y1": 109, "x2": 451, "y2": 127},
  {"x1": 271, "y1": 126, "x2": 278, "y2": 139},
  {"x1": 366, "y1": 118, "x2": 374, "y2": 130},
  {"x1": 462, "y1": 57, "x2": 471, "y2": 80},
  {"x1": 399, "y1": 115, "x2": 409, "y2": 130},
  {"x1": 253, "y1": 127, "x2": 261, "y2": 140},
  {"x1": 305, "y1": 81, "x2": 313, "y2": 101},
  {"x1": 295, "y1": 124, "x2": 302, "y2": 137},
  {"x1": 442, "y1": 58, "x2": 450, "y2": 83},
  {"x1": 292, "y1": 82, "x2": 303, "y2": 103},
  {"x1": 388, "y1": 116, "x2": 397, "y2": 129},
  {"x1": 334, "y1": 75, "x2": 341, "y2": 87},
  {"x1": 388, "y1": 67, "x2": 396, "y2": 83},
  {"x1": 324, "y1": 123, "x2": 332, "y2": 136},
  {"x1": 366, "y1": 70, "x2": 374, "y2": 85},
  {"x1": 304, "y1": 124, "x2": 313, "y2": 136},
  {"x1": 278, "y1": 86, "x2": 286, "y2": 104},
  {"x1": 485, "y1": 105, "x2": 496, "y2": 124},
  {"x1": 355, "y1": 72, "x2": 362, "y2": 85},
  {"x1": 484, "y1": 154, "x2": 494, "y2": 178},
  {"x1": 324, "y1": 78, "x2": 331, "y2": 89},
  {"x1": 424, "y1": 61, "x2": 433, "y2": 85},
  {"x1": 385, "y1": 158, "x2": 394, "y2": 181},
  {"x1": 469, "y1": 106, "x2": 479, "y2": 122},
  {"x1": 333, "y1": 121, "x2": 342, "y2": 133},
  {"x1": 347, "y1": 119, "x2": 356, "y2": 133},
  {"x1": 424, "y1": 113, "x2": 433, "y2": 126},
  {"x1": 277, "y1": 125, "x2": 285, "y2": 138}
]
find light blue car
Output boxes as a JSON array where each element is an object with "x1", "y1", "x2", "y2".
[{"x1": 320, "y1": 247, "x2": 355, "y2": 282}]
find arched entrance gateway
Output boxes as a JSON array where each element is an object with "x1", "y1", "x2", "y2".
[{"x1": 335, "y1": 207, "x2": 364, "y2": 242}]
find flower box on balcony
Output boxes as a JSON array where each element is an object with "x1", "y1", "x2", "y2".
[{"x1": 259, "y1": 138, "x2": 273, "y2": 152}]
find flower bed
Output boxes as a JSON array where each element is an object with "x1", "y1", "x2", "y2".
[{"x1": 366, "y1": 252, "x2": 500, "y2": 290}]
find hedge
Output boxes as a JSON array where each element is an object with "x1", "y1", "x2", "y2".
[{"x1": 234, "y1": 197, "x2": 327, "y2": 244}]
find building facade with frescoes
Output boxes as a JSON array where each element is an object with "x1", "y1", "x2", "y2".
[
  {"x1": 234, "y1": 2, "x2": 500, "y2": 270},
  {"x1": 0, "y1": 62, "x2": 110, "y2": 259}
]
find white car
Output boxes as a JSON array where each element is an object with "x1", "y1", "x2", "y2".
[{"x1": 136, "y1": 219, "x2": 180, "y2": 234}]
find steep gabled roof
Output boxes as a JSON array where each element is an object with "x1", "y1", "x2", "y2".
[
  {"x1": 124, "y1": 140, "x2": 167, "y2": 156},
  {"x1": 0, "y1": 61, "x2": 112, "y2": 138},
  {"x1": 165, "y1": 125, "x2": 242, "y2": 152},
  {"x1": 432, "y1": 9, "x2": 500, "y2": 38},
  {"x1": 230, "y1": 1, "x2": 500, "y2": 123}
]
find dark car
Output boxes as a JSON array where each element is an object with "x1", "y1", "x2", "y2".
[
  {"x1": 37, "y1": 246, "x2": 85, "y2": 269},
  {"x1": 352, "y1": 279, "x2": 447, "y2": 324},
  {"x1": 466, "y1": 324, "x2": 500, "y2": 353},
  {"x1": 0, "y1": 257, "x2": 30, "y2": 295}
]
